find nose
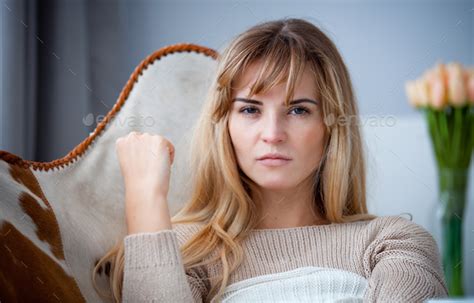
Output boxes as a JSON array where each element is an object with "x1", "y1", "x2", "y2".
[{"x1": 261, "y1": 113, "x2": 287, "y2": 144}]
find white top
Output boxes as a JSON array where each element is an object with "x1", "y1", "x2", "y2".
[{"x1": 214, "y1": 266, "x2": 368, "y2": 303}]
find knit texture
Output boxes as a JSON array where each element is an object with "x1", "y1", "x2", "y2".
[
  {"x1": 214, "y1": 266, "x2": 367, "y2": 302},
  {"x1": 122, "y1": 215, "x2": 449, "y2": 302}
]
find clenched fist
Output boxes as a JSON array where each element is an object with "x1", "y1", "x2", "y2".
[
  {"x1": 115, "y1": 131, "x2": 175, "y2": 198},
  {"x1": 115, "y1": 131, "x2": 175, "y2": 234}
]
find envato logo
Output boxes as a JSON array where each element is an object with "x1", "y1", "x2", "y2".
[
  {"x1": 82, "y1": 113, "x2": 156, "y2": 128},
  {"x1": 323, "y1": 113, "x2": 397, "y2": 127}
]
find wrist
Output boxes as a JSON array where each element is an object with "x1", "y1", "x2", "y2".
[
  {"x1": 126, "y1": 202, "x2": 172, "y2": 234},
  {"x1": 124, "y1": 188, "x2": 171, "y2": 235},
  {"x1": 125, "y1": 185, "x2": 168, "y2": 203}
]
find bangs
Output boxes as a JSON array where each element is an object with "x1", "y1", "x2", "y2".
[{"x1": 233, "y1": 36, "x2": 308, "y2": 107}]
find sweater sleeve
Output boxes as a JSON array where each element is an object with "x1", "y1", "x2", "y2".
[
  {"x1": 362, "y1": 216, "x2": 449, "y2": 302},
  {"x1": 122, "y1": 229, "x2": 208, "y2": 302}
]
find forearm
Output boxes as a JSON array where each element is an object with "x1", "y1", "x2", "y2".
[
  {"x1": 125, "y1": 187, "x2": 172, "y2": 235},
  {"x1": 122, "y1": 230, "x2": 202, "y2": 302}
]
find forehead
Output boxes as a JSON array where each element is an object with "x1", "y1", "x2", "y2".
[{"x1": 233, "y1": 60, "x2": 317, "y2": 95}]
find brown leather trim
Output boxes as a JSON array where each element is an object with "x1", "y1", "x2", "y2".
[{"x1": 0, "y1": 43, "x2": 218, "y2": 171}]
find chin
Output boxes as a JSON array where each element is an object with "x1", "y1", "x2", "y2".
[{"x1": 255, "y1": 178, "x2": 296, "y2": 190}]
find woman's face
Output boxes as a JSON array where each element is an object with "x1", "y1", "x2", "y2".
[{"x1": 228, "y1": 61, "x2": 327, "y2": 192}]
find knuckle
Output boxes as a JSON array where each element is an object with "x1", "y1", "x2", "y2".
[{"x1": 153, "y1": 135, "x2": 164, "y2": 143}]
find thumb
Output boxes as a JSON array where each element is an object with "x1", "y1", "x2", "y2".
[{"x1": 167, "y1": 143, "x2": 175, "y2": 165}]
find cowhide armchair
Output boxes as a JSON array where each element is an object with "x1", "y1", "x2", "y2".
[{"x1": 0, "y1": 43, "x2": 218, "y2": 303}]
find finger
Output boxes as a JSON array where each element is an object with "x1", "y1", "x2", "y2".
[
  {"x1": 170, "y1": 147, "x2": 175, "y2": 165},
  {"x1": 130, "y1": 131, "x2": 143, "y2": 141},
  {"x1": 166, "y1": 142, "x2": 175, "y2": 165},
  {"x1": 130, "y1": 131, "x2": 142, "y2": 136}
]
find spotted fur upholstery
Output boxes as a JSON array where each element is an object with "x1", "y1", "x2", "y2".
[{"x1": 0, "y1": 44, "x2": 218, "y2": 302}]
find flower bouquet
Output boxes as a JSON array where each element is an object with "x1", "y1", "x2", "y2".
[{"x1": 405, "y1": 62, "x2": 474, "y2": 296}]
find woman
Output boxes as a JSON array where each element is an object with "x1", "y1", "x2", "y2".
[{"x1": 92, "y1": 18, "x2": 448, "y2": 302}]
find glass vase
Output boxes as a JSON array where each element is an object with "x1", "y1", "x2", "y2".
[{"x1": 436, "y1": 166, "x2": 468, "y2": 296}]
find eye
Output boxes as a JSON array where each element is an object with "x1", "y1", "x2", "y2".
[
  {"x1": 238, "y1": 106, "x2": 311, "y2": 117},
  {"x1": 289, "y1": 106, "x2": 310, "y2": 115},
  {"x1": 239, "y1": 106, "x2": 259, "y2": 115}
]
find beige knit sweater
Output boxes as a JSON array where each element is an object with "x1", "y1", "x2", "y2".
[{"x1": 122, "y1": 215, "x2": 449, "y2": 302}]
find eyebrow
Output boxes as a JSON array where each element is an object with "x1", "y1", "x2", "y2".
[{"x1": 232, "y1": 98, "x2": 318, "y2": 106}]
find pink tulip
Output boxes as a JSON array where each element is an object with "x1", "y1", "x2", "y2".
[
  {"x1": 426, "y1": 64, "x2": 448, "y2": 109},
  {"x1": 466, "y1": 68, "x2": 474, "y2": 104},
  {"x1": 446, "y1": 62, "x2": 467, "y2": 106},
  {"x1": 416, "y1": 78, "x2": 430, "y2": 107},
  {"x1": 431, "y1": 77, "x2": 447, "y2": 109},
  {"x1": 405, "y1": 80, "x2": 420, "y2": 108}
]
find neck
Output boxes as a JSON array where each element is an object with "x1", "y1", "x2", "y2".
[{"x1": 253, "y1": 179, "x2": 327, "y2": 230}]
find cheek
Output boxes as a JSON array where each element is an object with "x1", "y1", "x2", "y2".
[
  {"x1": 299, "y1": 123, "x2": 326, "y2": 157},
  {"x1": 228, "y1": 117, "x2": 248, "y2": 156}
]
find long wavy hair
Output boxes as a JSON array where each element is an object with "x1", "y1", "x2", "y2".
[{"x1": 92, "y1": 17, "x2": 378, "y2": 303}]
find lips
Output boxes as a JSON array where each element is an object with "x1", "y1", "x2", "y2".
[
  {"x1": 258, "y1": 158, "x2": 291, "y2": 167},
  {"x1": 257, "y1": 153, "x2": 291, "y2": 160}
]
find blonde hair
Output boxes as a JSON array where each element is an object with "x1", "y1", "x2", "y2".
[{"x1": 92, "y1": 17, "x2": 378, "y2": 302}]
